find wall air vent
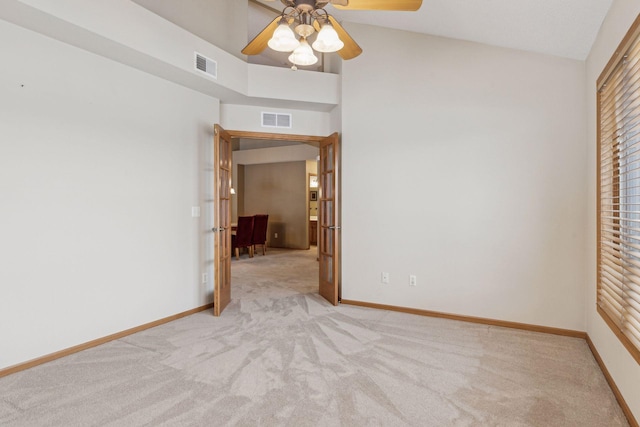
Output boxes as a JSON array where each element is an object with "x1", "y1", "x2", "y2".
[
  {"x1": 195, "y1": 52, "x2": 217, "y2": 79},
  {"x1": 262, "y1": 112, "x2": 292, "y2": 129}
]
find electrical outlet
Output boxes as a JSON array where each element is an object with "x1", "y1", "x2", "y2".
[
  {"x1": 409, "y1": 275, "x2": 417, "y2": 286},
  {"x1": 202, "y1": 273, "x2": 207, "y2": 284},
  {"x1": 274, "y1": 232, "x2": 278, "y2": 238},
  {"x1": 381, "y1": 272, "x2": 389, "y2": 284}
]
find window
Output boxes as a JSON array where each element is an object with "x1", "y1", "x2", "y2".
[{"x1": 598, "y1": 14, "x2": 640, "y2": 364}]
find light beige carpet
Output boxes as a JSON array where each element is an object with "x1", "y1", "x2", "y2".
[{"x1": 0, "y1": 248, "x2": 629, "y2": 426}]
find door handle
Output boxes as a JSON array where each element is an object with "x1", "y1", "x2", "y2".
[
  {"x1": 211, "y1": 227, "x2": 226, "y2": 232},
  {"x1": 328, "y1": 226, "x2": 341, "y2": 230}
]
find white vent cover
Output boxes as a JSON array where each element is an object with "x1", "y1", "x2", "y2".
[
  {"x1": 195, "y1": 52, "x2": 217, "y2": 79},
  {"x1": 262, "y1": 112, "x2": 292, "y2": 129}
]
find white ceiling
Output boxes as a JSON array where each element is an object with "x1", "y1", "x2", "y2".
[{"x1": 256, "y1": 0, "x2": 613, "y2": 60}]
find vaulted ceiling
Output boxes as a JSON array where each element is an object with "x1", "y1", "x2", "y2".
[{"x1": 253, "y1": 0, "x2": 613, "y2": 60}]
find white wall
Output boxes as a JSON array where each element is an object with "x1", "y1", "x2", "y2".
[
  {"x1": 221, "y1": 104, "x2": 331, "y2": 136},
  {"x1": 340, "y1": 23, "x2": 588, "y2": 331},
  {"x1": 247, "y1": 64, "x2": 339, "y2": 107},
  {"x1": 0, "y1": 20, "x2": 219, "y2": 369},
  {"x1": 0, "y1": 0, "x2": 339, "y2": 111},
  {"x1": 586, "y1": 0, "x2": 640, "y2": 420},
  {"x1": 132, "y1": 0, "x2": 248, "y2": 60}
]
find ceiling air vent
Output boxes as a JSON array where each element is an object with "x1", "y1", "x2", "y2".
[
  {"x1": 262, "y1": 112, "x2": 292, "y2": 129},
  {"x1": 195, "y1": 52, "x2": 217, "y2": 79}
]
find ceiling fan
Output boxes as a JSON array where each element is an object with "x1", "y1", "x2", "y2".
[{"x1": 242, "y1": 0, "x2": 423, "y2": 69}]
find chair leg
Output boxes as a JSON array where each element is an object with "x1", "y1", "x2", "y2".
[
  {"x1": 235, "y1": 248, "x2": 239, "y2": 260},
  {"x1": 248, "y1": 244, "x2": 266, "y2": 256}
]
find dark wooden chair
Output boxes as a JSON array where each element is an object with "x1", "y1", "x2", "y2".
[
  {"x1": 251, "y1": 214, "x2": 269, "y2": 256},
  {"x1": 232, "y1": 215, "x2": 254, "y2": 260}
]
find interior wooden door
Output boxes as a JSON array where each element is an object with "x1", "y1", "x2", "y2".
[
  {"x1": 213, "y1": 124, "x2": 232, "y2": 316},
  {"x1": 318, "y1": 132, "x2": 340, "y2": 305}
]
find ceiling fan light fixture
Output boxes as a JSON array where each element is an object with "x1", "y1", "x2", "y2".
[
  {"x1": 288, "y1": 37, "x2": 318, "y2": 67},
  {"x1": 243, "y1": 0, "x2": 422, "y2": 62},
  {"x1": 294, "y1": 23, "x2": 315, "y2": 38},
  {"x1": 267, "y1": 21, "x2": 300, "y2": 52},
  {"x1": 312, "y1": 22, "x2": 344, "y2": 53}
]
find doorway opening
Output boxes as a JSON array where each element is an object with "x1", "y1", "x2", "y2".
[
  {"x1": 213, "y1": 128, "x2": 340, "y2": 316},
  {"x1": 231, "y1": 135, "x2": 318, "y2": 252}
]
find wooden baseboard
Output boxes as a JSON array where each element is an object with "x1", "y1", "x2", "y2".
[
  {"x1": 586, "y1": 335, "x2": 639, "y2": 427},
  {"x1": 340, "y1": 299, "x2": 586, "y2": 338},
  {"x1": 0, "y1": 303, "x2": 214, "y2": 378}
]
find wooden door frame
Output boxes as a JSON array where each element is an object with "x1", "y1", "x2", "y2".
[
  {"x1": 224, "y1": 129, "x2": 340, "y2": 303},
  {"x1": 213, "y1": 125, "x2": 233, "y2": 316},
  {"x1": 226, "y1": 130, "x2": 328, "y2": 145},
  {"x1": 318, "y1": 133, "x2": 340, "y2": 305}
]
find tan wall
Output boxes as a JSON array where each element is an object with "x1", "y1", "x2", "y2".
[
  {"x1": 243, "y1": 162, "x2": 308, "y2": 249},
  {"x1": 233, "y1": 164, "x2": 245, "y2": 223},
  {"x1": 307, "y1": 160, "x2": 319, "y2": 220}
]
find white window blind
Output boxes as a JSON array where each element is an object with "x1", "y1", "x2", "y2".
[{"x1": 598, "y1": 14, "x2": 640, "y2": 364}]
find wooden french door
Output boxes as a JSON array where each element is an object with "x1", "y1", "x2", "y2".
[
  {"x1": 211, "y1": 129, "x2": 340, "y2": 312},
  {"x1": 213, "y1": 124, "x2": 232, "y2": 316},
  {"x1": 318, "y1": 133, "x2": 340, "y2": 305}
]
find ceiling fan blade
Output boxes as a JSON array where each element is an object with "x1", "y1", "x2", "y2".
[
  {"x1": 332, "y1": 0, "x2": 422, "y2": 11},
  {"x1": 241, "y1": 16, "x2": 281, "y2": 56},
  {"x1": 328, "y1": 16, "x2": 362, "y2": 60}
]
